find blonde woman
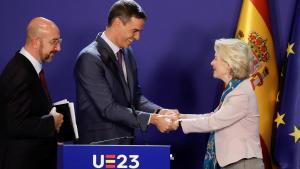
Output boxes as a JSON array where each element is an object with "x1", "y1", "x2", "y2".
[{"x1": 174, "y1": 39, "x2": 264, "y2": 169}]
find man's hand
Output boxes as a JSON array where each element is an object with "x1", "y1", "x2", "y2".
[
  {"x1": 159, "y1": 109, "x2": 179, "y2": 116},
  {"x1": 170, "y1": 119, "x2": 180, "y2": 131},
  {"x1": 50, "y1": 107, "x2": 64, "y2": 132},
  {"x1": 159, "y1": 109, "x2": 180, "y2": 120},
  {"x1": 150, "y1": 113, "x2": 179, "y2": 133}
]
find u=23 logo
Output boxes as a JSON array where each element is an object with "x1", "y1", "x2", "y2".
[{"x1": 92, "y1": 154, "x2": 140, "y2": 168}]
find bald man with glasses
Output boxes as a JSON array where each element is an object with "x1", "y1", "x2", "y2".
[{"x1": 0, "y1": 17, "x2": 64, "y2": 169}]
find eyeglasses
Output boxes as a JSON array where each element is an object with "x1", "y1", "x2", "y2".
[{"x1": 49, "y1": 38, "x2": 62, "y2": 46}]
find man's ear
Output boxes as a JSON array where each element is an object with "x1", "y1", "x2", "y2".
[
  {"x1": 112, "y1": 17, "x2": 123, "y2": 27},
  {"x1": 32, "y1": 37, "x2": 41, "y2": 49}
]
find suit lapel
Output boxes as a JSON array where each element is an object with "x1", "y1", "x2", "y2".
[
  {"x1": 95, "y1": 33, "x2": 131, "y2": 103},
  {"x1": 95, "y1": 34, "x2": 119, "y2": 79},
  {"x1": 123, "y1": 49, "x2": 134, "y2": 104},
  {"x1": 17, "y1": 53, "x2": 52, "y2": 107}
]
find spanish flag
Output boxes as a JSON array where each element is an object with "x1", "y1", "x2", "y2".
[{"x1": 235, "y1": 0, "x2": 278, "y2": 168}]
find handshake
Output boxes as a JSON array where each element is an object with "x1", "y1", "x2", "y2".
[{"x1": 150, "y1": 109, "x2": 181, "y2": 133}]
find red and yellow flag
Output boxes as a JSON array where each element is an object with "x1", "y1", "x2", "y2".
[{"x1": 235, "y1": 0, "x2": 278, "y2": 169}]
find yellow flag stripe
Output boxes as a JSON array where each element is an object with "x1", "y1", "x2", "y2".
[{"x1": 236, "y1": 0, "x2": 279, "y2": 167}]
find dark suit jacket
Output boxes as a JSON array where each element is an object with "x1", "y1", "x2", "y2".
[
  {"x1": 74, "y1": 33, "x2": 161, "y2": 144},
  {"x1": 0, "y1": 52, "x2": 57, "y2": 169}
]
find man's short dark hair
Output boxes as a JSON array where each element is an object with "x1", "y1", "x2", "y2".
[{"x1": 108, "y1": 0, "x2": 147, "y2": 26}]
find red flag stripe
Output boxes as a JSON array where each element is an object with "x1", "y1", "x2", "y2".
[
  {"x1": 260, "y1": 135, "x2": 272, "y2": 169},
  {"x1": 250, "y1": 0, "x2": 272, "y2": 32}
]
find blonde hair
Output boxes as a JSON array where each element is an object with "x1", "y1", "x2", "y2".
[{"x1": 214, "y1": 38, "x2": 254, "y2": 80}]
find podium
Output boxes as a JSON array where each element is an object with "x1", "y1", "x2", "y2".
[{"x1": 58, "y1": 145, "x2": 170, "y2": 169}]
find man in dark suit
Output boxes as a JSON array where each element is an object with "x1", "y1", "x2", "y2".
[
  {"x1": 0, "y1": 17, "x2": 64, "y2": 169},
  {"x1": 74, "y1": 0, "x2": 178, "y2": 145}
]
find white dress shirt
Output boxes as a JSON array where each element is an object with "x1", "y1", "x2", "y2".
[{"x1": 20, "y1": 47, "x2": 42, "y2": 75}]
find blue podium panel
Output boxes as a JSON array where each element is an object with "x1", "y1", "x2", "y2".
[{"x1": 59, "y1": 145, "x2": 170, "y2": 169}]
